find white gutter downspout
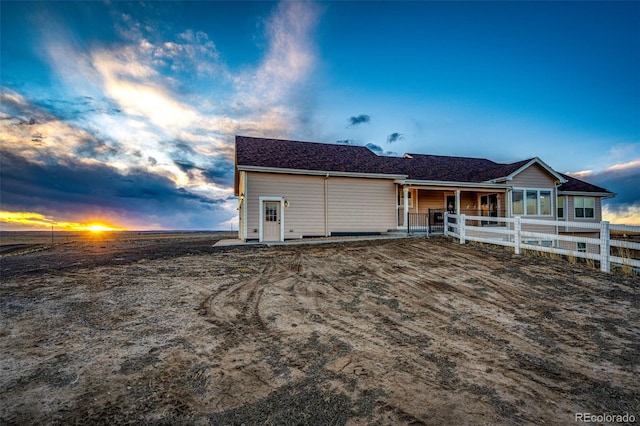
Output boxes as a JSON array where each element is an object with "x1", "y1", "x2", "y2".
[
  {"x1": 242, "y1": 171, "x2": 248, "y2": 241},
  {"x1": 324, "y1": 173, "x2": 329, "y2": 237},
  {"x1": 403, "y1": 185, "x2": 409, "y2": 232}
]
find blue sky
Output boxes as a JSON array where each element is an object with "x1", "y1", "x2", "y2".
[{"x1": 1, "y1": 1, "x2": 639, "y2": 230}]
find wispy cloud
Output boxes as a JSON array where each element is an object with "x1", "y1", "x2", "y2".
[
  {"x1": 0, "y1": 89, "x2": 122, "y2": 164},
  {"x1": 1, "y1": 1, "x2": 322, "y2": 229},
  {"x1": 365, "y1": 143, "x2": 397, "y2": 156},
  {"x1": 604, "y1": 159, "x2": 640, "y2": 173},
  {"x1": 231, "y1": 1, "x2": 320, "y2": 137},
  {"x1": 387, "y1": 132, "x2": 403, "y2": 143},
  {"x1": 566, "y1": 170, "x2": 593, "y2": 178},
  {"x1": 0, "y1": 149, "x2": 229, "y2": 230},
  {"x1": 348, "y1": 114, "x2": 371, "y2": 127}
]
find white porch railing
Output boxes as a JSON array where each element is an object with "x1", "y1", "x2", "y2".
[{"x1": 444, "y1": 213, "x2": 640, "y2": 273}]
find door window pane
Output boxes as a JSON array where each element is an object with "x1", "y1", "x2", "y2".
[{"x1": 265, "y1": 203, "x2": 278, "y2": 222}]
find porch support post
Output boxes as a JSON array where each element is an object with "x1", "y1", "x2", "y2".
[
  {"x1": 403, "y1": 186, "x2": 409, "y2": 232},
  {"x1": 455, "y1": 190, "x2": 461, "y2": 215}
]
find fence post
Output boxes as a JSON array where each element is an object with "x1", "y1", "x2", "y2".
[
  {"x1": 459, "y1": 214, "x2": 466, "y2": 244},
  {"x1": 600, "y1": 221, "x2": 610, "y2": 273},
  {"x1": 444, "y1": 212, "x2": 449, "y2": 237},
  {"x1": 514, "y1": 216, "x2": 521, "y2": 255}
]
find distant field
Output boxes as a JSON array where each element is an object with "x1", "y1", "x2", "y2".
[
  {"x1": 1, "y1": 236, "x2": 638, "y2": 425},
  {"x1": 0, "y1": 231, "x2": 237, "y2": 256},
  {"x1": 0, "y1": 230, "x2": 237, "y2": 246},
  {"x1": 611, "y1": 229, "x2": 640, "y2": 240}
]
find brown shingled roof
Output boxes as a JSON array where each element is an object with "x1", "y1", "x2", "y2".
[
  {"x1": 235, "y1": 136, "x2": 398, "y2": 175},
  {"x1": 398, "y1": 154, "x2": 534, "y2": 182},
  {"x1": 558, "y1": 173, "x2": 612, "y2": 194},
  {"x1": 235, "y1": 136, "x2": 613, "y2": 195}
]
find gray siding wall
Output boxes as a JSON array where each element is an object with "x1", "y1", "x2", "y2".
[
  {"x1": 245, "y1": 172, "x2": 396, "y2": 239},
  {"x1": 246, "y1": 172, "x2": 325, "y2": 239},
  {"x1": 510, "y1": 164, "x2": 557, "y2": 188},
  {"x1": 327, "y1": 177, "x2": 396, "y2": 233}
]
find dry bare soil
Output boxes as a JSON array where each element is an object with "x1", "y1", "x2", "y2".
[{"x1": 1, "y1": 234, "x2": 638, "y2": 425}]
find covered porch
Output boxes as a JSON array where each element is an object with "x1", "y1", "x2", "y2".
[{"x1": 396, "y1": 183, "x2": 510, "y2": 234}]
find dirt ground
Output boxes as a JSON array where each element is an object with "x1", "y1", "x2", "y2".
[{"x1": 1, "y1": 233, "x2": 638, "y2": 425}]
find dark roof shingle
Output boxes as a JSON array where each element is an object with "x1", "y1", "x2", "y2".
[
  {"x1": 558, "y1": 173, "x2": 611, "y2": 194},
  {"x1": 235, "y1": 136, "x2": 612, "y2": 195},
  {"x1": 235, "y1": 136, "x2": 398, "y2": 175}
]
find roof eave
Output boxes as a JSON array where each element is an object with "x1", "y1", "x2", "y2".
[
  {"x1": 237, "y1": 165, "x2": 407, "y2": 180},
  {"x1": 400, "y1": 179, "x2": 510, "y2": 189},
  {"x1": 558, "y1": 190, "x2": 616, "y2": 198}
]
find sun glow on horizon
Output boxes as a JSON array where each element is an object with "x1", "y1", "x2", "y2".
[
  {"x1": 84, "y1": 222, "x2": 122, "y2": 233},
  {"x1": 0, "y1": 211, "x2": 125, "y2": 232}
]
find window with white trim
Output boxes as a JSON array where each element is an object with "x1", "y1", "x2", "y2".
[
  {"x1": 574, "y1": 196, "x2": 595, "y2": 219},
  {"x1": 512, "y1": 189, "x2": 553, "y2": 216},
  {"x1": 557, "y1": 196, "x2": 565, "y2": 219}
]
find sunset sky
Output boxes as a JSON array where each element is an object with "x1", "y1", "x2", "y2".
[{"x1": 1, "y1": 1, "x2": 639, "y2": 230}]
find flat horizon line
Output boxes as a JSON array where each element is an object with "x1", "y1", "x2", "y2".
[{"x1": 0, "y1": 229, "x2": 238, "y2": 233}]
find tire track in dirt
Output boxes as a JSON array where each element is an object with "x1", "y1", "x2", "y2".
[{"x1": 2, "y1": 237, "x2": 638, "y2": 425}]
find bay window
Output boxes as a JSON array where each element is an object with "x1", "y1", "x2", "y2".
[{"x1": 511, "y1": 189, "x2": 553, "y2": 216}]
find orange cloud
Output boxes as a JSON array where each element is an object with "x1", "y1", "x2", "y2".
[
  {"x1": 605, "y1": 159, "x2": 640, "y2": 173},
  {"x1": 602, "y1": 204, "x2": 640, "y2": 226},
  {"x1": 566, "y1": 169, "x2": 593, "y2": 178},
  {"x1": 0, "y1": 211, "x2": 124, "y2": 232}
]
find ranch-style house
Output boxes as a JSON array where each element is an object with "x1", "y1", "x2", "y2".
[{"x1": 234, "y1": 136, "x2": 614, "y2": 247}]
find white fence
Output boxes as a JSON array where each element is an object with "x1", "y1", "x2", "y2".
[{"x1": 444, "y1": 213, "x2": 640, "y2": 273}]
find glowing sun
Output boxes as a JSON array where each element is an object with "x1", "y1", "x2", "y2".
[{"x1": 84, "y1": 223, "x2": 121, "y2": 233}]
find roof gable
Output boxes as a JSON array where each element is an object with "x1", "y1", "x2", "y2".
[{"x1": 487, "y1": 157, "x2": 566, "y2": 184}]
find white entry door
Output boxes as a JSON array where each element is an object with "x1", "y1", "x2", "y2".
[{"x1": 263, "y1": 201, "x2": 281, "y2": 242}]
